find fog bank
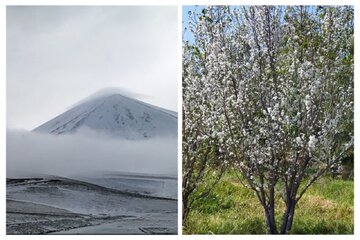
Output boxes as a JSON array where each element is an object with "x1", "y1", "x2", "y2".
[{"x1": 7, "y1": 130, "x2": 177, "y2": 178}]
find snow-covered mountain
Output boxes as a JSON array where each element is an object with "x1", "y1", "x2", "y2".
[{"x1": 33, "y1": 91, "x2": 177, "y2": 139}]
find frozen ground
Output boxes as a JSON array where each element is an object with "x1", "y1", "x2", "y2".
[
  {"x1": 72, "y1": 171, "x2": 177, "y2": 199},
  {"x1": 6, "y1": 174, "x2": 177, "y2": 234}
]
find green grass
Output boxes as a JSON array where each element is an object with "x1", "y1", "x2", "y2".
[{"x1": 183, "y1": 172, "x2": 354, "y2": 234}]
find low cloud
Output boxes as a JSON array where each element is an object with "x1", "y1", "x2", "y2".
[
  {"x1": 67, "y1": 87, "x2": 151, "y2": 110},
  {"x1": 7, "y1": 129, "x2": 177, "y2": 178}
]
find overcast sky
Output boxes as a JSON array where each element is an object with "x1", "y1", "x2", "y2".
[{"x1": 7, "y1": 6, "x2": 178, "y2": 130}]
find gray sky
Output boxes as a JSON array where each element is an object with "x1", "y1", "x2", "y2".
[{"x1": 7, "y1": 6, "x2": 178, "y2": 130}]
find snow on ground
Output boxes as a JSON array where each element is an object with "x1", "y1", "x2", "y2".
[
  {"x1": 72, "y1": 171, "x2": 177, "y2": 199},
  {"x1": 6, "y1": 175, "x2": 177, "y2": 234}
]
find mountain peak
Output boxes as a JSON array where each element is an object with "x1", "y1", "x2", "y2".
[
  {"x1": 33, "y1": 90, "x2": 177, "y2": 139},
  {"x1": 69, "y1": 87, "x2": 147, "y2": 107}
]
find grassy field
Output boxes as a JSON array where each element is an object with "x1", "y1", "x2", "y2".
[{"x1": 183, "y1": 172, "x2": 354, "y2": 234}]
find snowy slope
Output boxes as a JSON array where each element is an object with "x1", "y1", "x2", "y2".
[
  {"x1": 7, "y1": 176, "x2": 177, "y2": 234},
  {"x1": 72, "y1": 171, "x2": 178, "y2": 199},
  {"x1": 33, "y1": 92, "x2": 177, "y2": 139}
]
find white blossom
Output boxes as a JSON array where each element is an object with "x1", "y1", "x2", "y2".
[{"x1": 308, "y1": 135, "x2": 318, "y2": 150}]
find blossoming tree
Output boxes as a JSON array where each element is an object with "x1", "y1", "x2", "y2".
[
  {"x1": 183, "y1": 6, "x2": 353, "y2": 234},
  {"x1": 183, "y1": 46, "x2": 228, "y2": 222}
]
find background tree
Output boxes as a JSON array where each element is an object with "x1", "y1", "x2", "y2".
[
  {"x1": 182, "y1": 43, "x2": 227, "y2": 223},
  {"x1": 183, "y1": 5, "x2": 353, "y2": 234}
]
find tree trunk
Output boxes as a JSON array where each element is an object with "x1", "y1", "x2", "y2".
[
  {"x1": 280, "y1": 198, "x2": 296, "y2": 234},
  {"x1": 263, "y1": 206, "x2": 277, "y2": 234},
  {"x1": 182, "y1": 195, "x2": 189, "y2": 225}
]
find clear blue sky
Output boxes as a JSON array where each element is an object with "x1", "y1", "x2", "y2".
[{"x1": 182, "y1": 5, "x2": 204, "y2": 43}]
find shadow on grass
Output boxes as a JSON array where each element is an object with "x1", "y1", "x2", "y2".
[{"x1": 291, "y1": 219, "x2": 353, "y2": 234}]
